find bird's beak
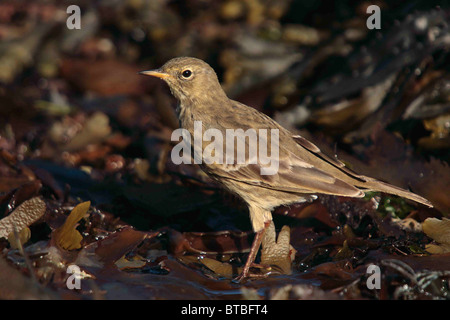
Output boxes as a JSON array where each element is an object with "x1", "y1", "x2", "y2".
[{"x1": 138, "y1": 69, "x2": 170, "y2": 79}]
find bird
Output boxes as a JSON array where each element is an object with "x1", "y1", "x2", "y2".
[{"x1": 140, "y1": 57, "x2": 433, "y2": 282}]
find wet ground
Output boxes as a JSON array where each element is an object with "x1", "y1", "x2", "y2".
[{"x1": 0, "y1": 0, "x2": 449, "y2": 300}]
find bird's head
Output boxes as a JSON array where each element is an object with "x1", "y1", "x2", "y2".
[{"x1": 140, "y1": 57, "x2": 226, "y2": 104}]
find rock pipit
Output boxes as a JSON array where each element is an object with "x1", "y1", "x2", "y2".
[{"x1": 140, "y1": 57, "x2": 432, "y2": 282}]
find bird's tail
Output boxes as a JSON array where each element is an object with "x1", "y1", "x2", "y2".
[
  {"x1": 291, "y1": 134, "x2": 433, "y2": 207},
  {"x1": 360, "y1": 179, "x2": 433, "y2": 207}
]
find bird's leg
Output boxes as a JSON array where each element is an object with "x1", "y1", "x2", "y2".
[{"x1": 233, "y1": 221, "x2": 271, "y2": 282}]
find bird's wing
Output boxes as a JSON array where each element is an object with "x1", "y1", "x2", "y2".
[
  {"x1": 291, "y1": 134, "x2": 368, "y2": 183},
  {"x1": 202, "y1": 101, "x2": 364, "y2": 197},
  {"x1": 206, "y1": 141, "x2": 364, "y2": 197}
]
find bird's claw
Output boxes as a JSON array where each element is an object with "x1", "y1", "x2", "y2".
[{"x1": 232, "y1": 264, "x2": 271, "y2": 283}]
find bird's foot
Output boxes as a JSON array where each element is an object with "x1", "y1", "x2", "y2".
[
  {"x1": 232, "y1": 263, "x2": 271, "y2": 283},
  {"x1": 232, "y1": 221, "x2": 271, "y2": 283}
]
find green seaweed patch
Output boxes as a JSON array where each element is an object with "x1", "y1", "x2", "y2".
[{"x1": 364, "y1": 191, "x2": 415, "y2": 219}]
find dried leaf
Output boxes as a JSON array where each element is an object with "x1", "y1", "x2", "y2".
[
  {"x1": 115, "y1": 254, "x2": 147, "y2": 270},
  {"x1": 422, "y1": 218, "x2": 450, "y2": 254},
  {"x1": 270, "y1": 284, "x2": 293, "y2": 300},
  {"x1": 425, "y1": 243, "x2": 450, "y2": 254},
  {"x1": 0, "y1": 197, "x2": 46, "y2": 239},
  {"x1": 334, "y1": 240, "x2": 353, "y2": 260},
  {"x1": 200, "y1": 257, "x2": 237, "y2": 278},
  {"x1": 260, "y1": 222, "x2": 296, "y2": 274},
  {"x1": 391, "y1": 217, "x2": 423, "y2": 232},
  {"x1": 54, "y1": 201, "x2": 90, "y2": 250},
  {"x1": 240, "y1": 287, "x2": 262, "y2": 300},
  {"x1": 75, "y1": 227, "x2": 152, "y2": 268},
  {"x1": 8, "y1": 227, "x2": 31, "y2": 249}
]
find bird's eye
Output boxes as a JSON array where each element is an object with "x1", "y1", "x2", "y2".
[{"x1": 181, "y1": 69, "x2": 192, "y2": 78}]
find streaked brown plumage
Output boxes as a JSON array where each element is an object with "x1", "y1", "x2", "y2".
[{"x1": 140, "y1": 57, "x2": 433, "y2": 281}]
